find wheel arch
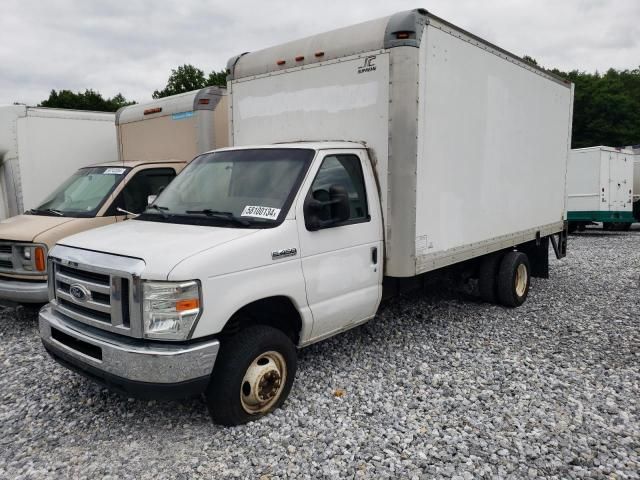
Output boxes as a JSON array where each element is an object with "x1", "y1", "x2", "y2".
[{"x1": 220, "y1": 295, "x2": 306, "y2": 346}]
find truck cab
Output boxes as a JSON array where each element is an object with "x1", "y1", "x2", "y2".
[
  {"x1": 39, "y1": 143, "x2": 383, "y2": 424},
  {"x1": 0, "y1": 160, "x2": 183, "y2": 303}
]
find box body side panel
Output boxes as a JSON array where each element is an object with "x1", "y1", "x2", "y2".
[
  {"x1": 414, "y1": 25, "x2": 571, "y2": 272},
  {"x1": 568, "y1": 149, "x2": 602, "y2": 212}
]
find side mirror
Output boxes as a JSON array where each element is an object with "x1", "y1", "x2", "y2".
[
  {"x1": 147, "y1": 195, "x2": 157, "y2": 206},
  {"x1": 304, "y1": 184, "x2": 350, "y2": 231}
]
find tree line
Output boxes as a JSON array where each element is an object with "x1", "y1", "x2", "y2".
[{"x1": 38, "y1": 62, "x2": 640, "y2": 149}]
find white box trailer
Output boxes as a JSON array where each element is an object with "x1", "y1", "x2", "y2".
[
  {"x1": 567, "y1": 146, "x2": 635, "y2": 230},
  {"x1": 228, "y1": 8, "x2": 574, "y2": 278},
  {"x1": 116, "y1": 87, "x2": 228, "y2": 162},
  {"x1": 0, "y1": 106, "x2": 117, "y2": 219},
  {"x1": 40, "y1": 9, "x2": 574, "y2": 425}
]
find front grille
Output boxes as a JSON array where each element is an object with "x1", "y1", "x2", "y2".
[
  {"x1": 57, "y1": 264, "x2": 109, "y2": 284},
  {"x1": 59, "y1": 298, "x2": 111, "y2": 323},
  {"x1": 0, "y1": 259, "x2": 12, "y2": 269},
  {"x1": 0, "y1": 245, "x2": 12, "y2": 254},
  {"x1": 52, "y1": 261, "x2": 141, "y2": 337}
]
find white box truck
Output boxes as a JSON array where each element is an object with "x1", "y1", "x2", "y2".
[
  {"x1": 0, "y1": 106, "x2": 117, "y2": 220},
  {"x1": 567, "y1": 146, "x2": 635, "y2": 231},
  {"x1": 39, "y1": 9, "x2": 573, "y2": 425},
  {"x1": 116, "y1": 86, "x2": 228, "y2": 162},
  {"x1": 0, "y1": 89, "x2": 229, "y2": 303}
]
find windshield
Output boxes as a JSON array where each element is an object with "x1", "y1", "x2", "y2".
[
  {"x1": 138, "y1": 148, "x2": 314, "y2": 228},
  {"x1": 31, "y1": 166, "x2": 130, "y2": 217}
]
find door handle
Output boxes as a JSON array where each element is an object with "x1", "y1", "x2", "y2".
[{"x1": 371, "y1": 246, "x2": 378, "y2": 265}]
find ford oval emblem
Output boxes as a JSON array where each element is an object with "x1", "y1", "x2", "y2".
[{"x1": 69, "y1": 284, "x2": 91, "y2": 303}]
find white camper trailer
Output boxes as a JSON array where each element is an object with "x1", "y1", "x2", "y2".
[
  {"x1": 567, "y1": 146, "x2": 635, "y2": 231},
  {"x1": 40, "y1": 9, "x2": 573, "y2": 425},
  {"x1": 0, "y1": 106, "x2": 116, "y2": 219},
  {"x1": 116, "y1": 87, "x2": 228, "y2": 162}
]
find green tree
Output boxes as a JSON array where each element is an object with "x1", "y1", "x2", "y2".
[
  {"x1": 551, "y1": 67, "x2": 640, "y2": 148},
  {"x1": 152, "y1": 64, "x2": 227, "y2": 99},
  {"x1": 39, "y1": 89, "x2": 135, "y2": 112}
]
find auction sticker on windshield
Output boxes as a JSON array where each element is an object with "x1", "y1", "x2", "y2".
[
  {"x1": 104, "y1": 168, "x2": 127, "y2": 175},
  {"x1": 241, "y1": 205, "x2": 281, "y2": 220}
]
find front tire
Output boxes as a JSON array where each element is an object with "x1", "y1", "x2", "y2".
[
  {"x1": 206, "y1": 325, "x2": 297, "y2": 426},
  {"x1": 496, "y1": 251, "x2": 530, "y2": 308}
]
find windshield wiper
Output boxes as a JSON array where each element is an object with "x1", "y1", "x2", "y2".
[
  {"x1": 184, "y1": 209, "x2": 250, "y2": 226},
  {"x1": 145, "y1": 204, "x2": 170, "y2": 219},
  {"x1": 29, "y1": 208, "x2": 64, "y2": 217}
]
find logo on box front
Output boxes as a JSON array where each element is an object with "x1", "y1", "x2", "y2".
[{"x1": 357, "y1": 56, "x2": 377, "y2": 74}]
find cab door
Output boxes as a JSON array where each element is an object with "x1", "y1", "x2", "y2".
[
  {"x1": 296, "y1": 150, "x2": 383, "y2": 340},
  {"x1": 105, "y1": 166, "x2": 178, "y2": 220}
]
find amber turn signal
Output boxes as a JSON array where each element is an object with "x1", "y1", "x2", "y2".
[
  {"x1": 176, "y1": 298, "x2": 200, "y2": 311},
  {"x1": 35, "y1": 247, "x2": 46, "y2": 272}
]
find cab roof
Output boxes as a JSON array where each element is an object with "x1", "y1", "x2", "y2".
[
  {"x1": 209, "y1": 141, "x2": 367, "y2": 154},
  {"x1": 84, "y1": 159, "x2": 186, "y2": 168}
]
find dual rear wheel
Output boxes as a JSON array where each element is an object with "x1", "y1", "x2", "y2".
[{"x1": 478, "y1": 250, "x2": 530, "y2": 307}]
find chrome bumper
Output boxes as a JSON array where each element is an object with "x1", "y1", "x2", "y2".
[
  {"x1": 0, "y1": 277, "x2": 48, "y2": 303},
  {"x1": 39, "y1": 304, "x2": 219, "y2": 389}
]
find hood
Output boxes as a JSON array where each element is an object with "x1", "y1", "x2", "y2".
[
  {"x1": 0, "y1": 214, "x2": 77, "y2": 243},
  {"x1": 57, "y1": 219, "x2": 260, "y2": 279}
]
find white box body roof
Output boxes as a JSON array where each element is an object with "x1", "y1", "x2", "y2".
[
  {"x1": 116, "y1": 87, "x2": 228, "y2": 163},
  {"x1": 228, "y1": 9, "x2": 574, "y2": 277},
  {"x1": 567, "y1": 146, "x2": 634, "y2": 213},
  {"x1": 0, "y1": 106, "x2": 117, "y2": 219}
]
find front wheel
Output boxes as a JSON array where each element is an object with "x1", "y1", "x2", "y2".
[
  {"x1": 206, "y1": 325, "x2": 297, "y2": 426},
  {"x1": 496, "y1": 251, "x2": 530, "y2": 307}
]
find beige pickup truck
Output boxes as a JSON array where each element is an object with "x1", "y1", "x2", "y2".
[{"x1": 0, "y1": 160, "x2": 183, "y2": 303}]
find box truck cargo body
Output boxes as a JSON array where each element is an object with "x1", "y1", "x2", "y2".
[
  {"x1": 567, "y1": 146, "x2": 635, "y2": 230},
  {"x1": 0, "y1": 106, "x2": 117, "y2": 219},
  {"x1": 228, "y1": 9, "x2": 573, "y2": 277},
  {"x1": 116, "y1": 87, "x2": 228, "y2": 162},
  {"x1": 40, "y1": 9, "x2": 573, "y2": 425}
]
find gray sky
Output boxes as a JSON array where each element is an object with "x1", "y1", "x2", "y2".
[{"x1": 1, "y1": 0, "x2": 638, "y2": 106}]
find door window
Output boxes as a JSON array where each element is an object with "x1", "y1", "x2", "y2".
[
  {"x1": 107, "y1": 168, "x2": 177, "y2": 215},
  {"x1": 307, "y1": 154, "x2": 369, "y2": 226}
]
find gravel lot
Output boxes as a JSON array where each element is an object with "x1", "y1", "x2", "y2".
[{"x1": 1, "y1": 228, "x2": 638, "y2": 479}]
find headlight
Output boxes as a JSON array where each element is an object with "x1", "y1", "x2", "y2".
[
  {"x1": 142, "y1": 280, "x2": 201, "y2": 340},
  {"x1": 10, "y1": 244, "x2": 47, "y2": 273}
]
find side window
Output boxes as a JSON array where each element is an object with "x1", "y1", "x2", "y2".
[
  {"x1": 107, "y1": 168, "x2": 176, "y2": 215},
  {"x1": 308, "y1": 154, "x2": 369, "y2": 226}
]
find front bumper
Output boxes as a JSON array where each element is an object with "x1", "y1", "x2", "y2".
[
  {"x1": 0, "y1": 277, "x2": 48, "y2": 303},
  {"x1": 39, "y1": 304, "x2": 220, "y2": 400}
]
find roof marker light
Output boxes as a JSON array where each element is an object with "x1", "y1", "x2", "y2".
[
  {"x1": 395, "y1": 32, "x2": 411, "y2": 39},
  {"x1": 314, "y1": 51, "x2": 325, "y2": 58},
  {"x1": 198, "y1": 98, "x2": 210, "y2": 105},
  {"x1": 295, "y1": 55, "x2": 304, "y2": 62},
  {"x1": 277, "y1": 59, "x2": 286, "y2": 66},
  {"x1": 144, "y1": 107, "x2": 162, "y2": 115}
]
